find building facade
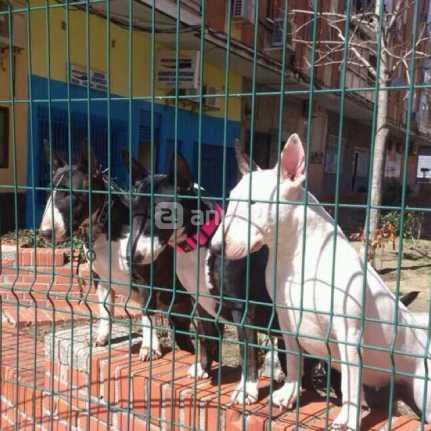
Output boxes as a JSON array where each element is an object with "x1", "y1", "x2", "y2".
[
  {"x1": 0, "y1": 0, "x2": 429, "y2": 232},
  {"x1": 203, "y1": 0, "x2": 431, "y2": 214}
]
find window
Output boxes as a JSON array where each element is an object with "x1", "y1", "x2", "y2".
[
  {"x1": 0, "y1": 107, "x2": 9, "y2": 168},
  {"x1": 324, "y1": 134, "x2": 345, "y2": 174},
  {"x1": 352, "y1": 0, "x2": 374, "y2": 13},
  {"x1": 232, "y1": 0, "x2": 255, "y2": 23}
]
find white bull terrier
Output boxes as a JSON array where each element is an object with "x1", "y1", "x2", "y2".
[{"x1": 211, "y1": 134, "x2": 430, "y2": 430}]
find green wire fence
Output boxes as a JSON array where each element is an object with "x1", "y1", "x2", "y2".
[{"x1": 0, "y1": 0, "x2": 430, "y2": 430}]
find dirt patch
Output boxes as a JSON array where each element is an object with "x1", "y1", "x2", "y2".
[{"x1": 352, "y1": 238, "x2": 431, "y2": 313}]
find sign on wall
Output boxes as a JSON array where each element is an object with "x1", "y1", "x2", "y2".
[
  {"x1": 156, "y1": 50, "x2": 200, "y2": 90},
  {"x1": 68, "y1": 63, "x2": 107, "y2": 92},
  {"x1": 417, "y1": 154, "x2": 431, "y2": 180}
]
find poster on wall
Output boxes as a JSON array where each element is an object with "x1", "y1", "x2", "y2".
[{"x1": 417, "y1": 154, "x2": 431, "y2": 180}]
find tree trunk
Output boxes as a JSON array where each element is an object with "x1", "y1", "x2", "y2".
[
  {"x1": 366, "y1": 0, "x2": 391, "y2": 245},
  {"x1": 368, "y1": 64, "x2": 390, "y2": 239}
]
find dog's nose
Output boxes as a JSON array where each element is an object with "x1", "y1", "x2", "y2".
[
  {"x1": 39, "y1": 229, "x2": 53, "y2": 241},
  {"x1": 133, "y1": 250, "x2": 146, "y2": 264},
  {"x1": 210, "y1": 241, "x2": 222, "y2": 256}
]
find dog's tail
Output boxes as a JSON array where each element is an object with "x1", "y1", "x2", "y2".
[{"x1": 399, "y1": 291, "x2": 420, "y2": 308}]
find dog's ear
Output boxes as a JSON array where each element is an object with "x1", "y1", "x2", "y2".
[
  {"x1": 121, "y1": 149, "x2": 149, "y2": 183},
  {"x1": 168, "y1": 152, "x2": 193, "y2": 189},
  {"x1": 79, "y1": 139, "x2": 99, "y2": 174},
  {"x1": 279, "y1": 134, "x2": 305, "y2": 185},
  {"x1": 235, "y1": 138, "x2": 260, "y2": 176},
  {"x1": 44, "y1": 139, "x2": 66, "y2": 172}
]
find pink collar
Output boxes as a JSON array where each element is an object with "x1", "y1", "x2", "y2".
[{"x1": 176, "y1": 203, "x2": 223, "y2": 253}]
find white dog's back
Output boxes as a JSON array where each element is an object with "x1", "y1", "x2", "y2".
[{"x1": 268, "y1": 190, "x2": 427, "y2": 389}]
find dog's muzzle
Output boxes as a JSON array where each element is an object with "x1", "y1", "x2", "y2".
[{"x1": 130, "y1": 213, "x2": 158, "y2": 265}]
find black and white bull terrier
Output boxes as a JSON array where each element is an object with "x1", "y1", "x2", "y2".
[{"x1": 39, "y1": 148, "x2": 220, "y2": 365}]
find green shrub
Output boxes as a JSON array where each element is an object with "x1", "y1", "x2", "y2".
[
  {"x1": 381, "y1": 211, "x2": 423, "y2": 240},
  {"x1": 1, "y1": 229, "x2": 87, "y2": 263}
]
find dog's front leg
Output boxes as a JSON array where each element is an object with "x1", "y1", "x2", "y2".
[
  {"x1": 230, "y1": 308, "x2": 259, "y2": 405},
  {"x1": 138, "y1": 292, "x2": 162, "y2": 361},
  {"x1": 187, "y1": 305, "x2": 223, "y2": 379},
  {"x1": 139, "y1": 313, "x2": 162, "y2": 361},
  {"x1": 272, "y1": 330, "x2": 302, "y2": 409},
  {"x1": 331, "y1": 321, "x2": 362, "y2": 431},
  {"x1": 267, "y1": 306, "x2": 301, "y2": 409},
  {"x1": 95, "y1": 281, "x2": 114, "y2": 346}
]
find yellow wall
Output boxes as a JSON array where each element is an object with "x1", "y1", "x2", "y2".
[
  {"x1": 29, "y1": 1, "x2": 242, "y2": 121},
  {"x1": 0, "y1": 48, "x2": 27, "y2": 188},
  {"x1": 0, "y1": 2, "x2": 242, "y2": 190},
  {"x1": 204, "y1": 61, "x2": 241, "y2": 122}
]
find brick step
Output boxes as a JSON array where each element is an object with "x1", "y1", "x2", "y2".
[
  {"x1": 0, "y1": 282, "x2": 84, "y2": 294},
  {"x1": 0, "y1": 268, "x2": 82, "y2": 282},
  {"x1": 43, "y1": 324, "x2": 430, "y2": 431},
  {"x1": 0, "y1": 274, "x2": 84, "y2": 284},
  {"x1": 0, "y1": 262, "x2": 155, "y2": 287},
  {"x1": 1, "y1": 247, "x2": 69, "y2": 267},
  {"x1": 44, "y1": 324, "x2": 144, "y2": 409},
  {"x1": 1, "y1": 322, "x2": 428, "y2": 431},
  {"x1": 0, "y1": 264, "x2": 83, "y2": 276},
  {"x1": 0, "y1": 281, "x2": 88, "y2": 301},
  {"x1": 76, "y1": 406, "x2": 151, "y2": 431},
  {"x1": 0, "y1": 326, "x2": 147, "y2": 431},
  {"x1": 1, "y1": 297, "x2": 141, "y2": 328},
  {"x1": 0, "y1": 264, "x2": 137, "y2": 289},
  {"x1": 0, "y1": 329, "x2": 46, "y2": 430},
  {"x1": 0, "y1": 289, "x2": 84, "y2": 304}
]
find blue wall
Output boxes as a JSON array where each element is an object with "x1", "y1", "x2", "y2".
[{"x1": 25, "y1": 75, "x2": 240, "y2": 228}]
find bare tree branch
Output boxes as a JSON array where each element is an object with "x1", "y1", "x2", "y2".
[
  {"x1": 313, "y1": 45, "x2": 344, "y2": 66},
  {"x1": 402, "y1": 57, "x2": 412, "y2": 85},
  {"x1": 287, "y1": 9, "x2": 376, "y2": 21},
  {"x1": 290, "y1": 39, "x2": 376, "y2": 48},
  {"x1": 324, "y1": 18, "x2": 379, "y2": 77},
  {"x1": 385, "y1": 0, "x2": 415, "y2": 33},
  {"x1": 289, "y1": 1, "x2": 429, "y2": 81},
  {"x1": 292, "y1": 17, "x2": 315, "y2": 35},
  {"x1": 286, "y1": 1, "x2": 430, "y2": 239},
  {"x1": 306, "y1": 59, "x2": 372, "y2": 71}
]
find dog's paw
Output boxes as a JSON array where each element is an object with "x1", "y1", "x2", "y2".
[
  {"x1": 259, "y1": 350, "x2": 285, "y2": 383},
  {"x1": 230, "y1": 380, "x2": 259, "y2": 405},
  {"x1": 331, "y1": 405, "x2": 359, "y2": 431},
  {"x1": 94, "y1": 332, "x2": 109, "y2": 347},
  {"x1": 331, "y1": 424, "x2": 354, "y2": 431},
  {"x1": 140, "y1": 328, "x2": 162, "y2": 361},
  {"x1": 139, "y1": 346, "x2": 162, "y2": 361},
  {"x1": 187, "y1": 363, "x2": 209, "y2": 380},
  {"x1": 271, "y1": 381, "x2": 299, "y2": 410}
]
